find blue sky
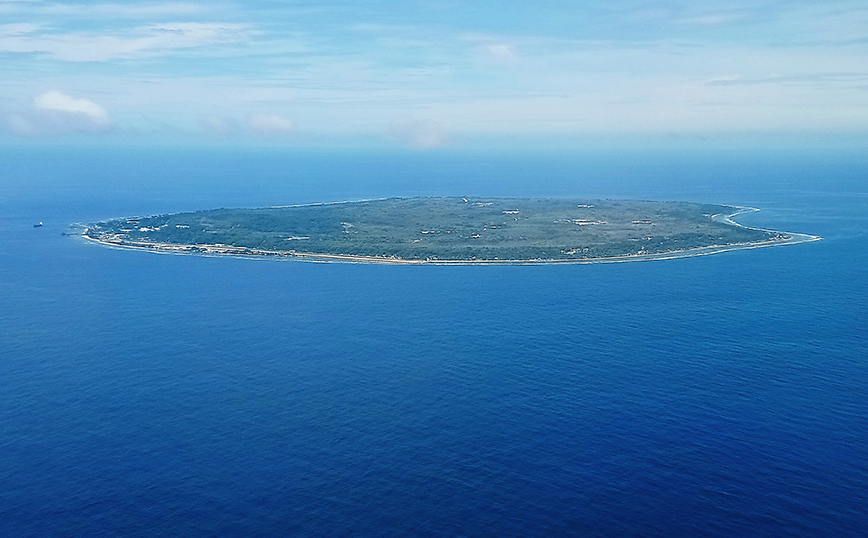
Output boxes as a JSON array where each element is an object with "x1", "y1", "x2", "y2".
[{"x1": 1, "y1": 0, "x2": 867, "y2": 147}]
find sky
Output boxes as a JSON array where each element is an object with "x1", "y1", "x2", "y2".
[{"x1": 1, "y1": 0, "x2": 867, "y2": 148}]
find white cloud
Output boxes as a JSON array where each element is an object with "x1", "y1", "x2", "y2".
[
  {"x1": 484, "y1": 43, "x2": 517, "y2": 62},
  {"x1": 676, "y1": 12, "x2": 749, "y2": 26},
  {"x1": 45, "y1": 3, "x2": 209, "y2": 16},
  {"x1": 462, "y1": 34, "x2": 520, "y2": 63},
  {"x1": 199, "y1": 115, "x2": 238, "y2": 135},
  {"x1": 4, "y1": 90, "x2": 112, "y2": 135},
  {"x1": 0, "y1": 23, "x2": 41, "y2": 36},
  {"x1": 248, "y1": 114, "x2": 293, "y2": 134},
  {"x1": 0, "y1": 1, "x2": 208, "y2": 16},
  {"x1": 35, "y1": 90, "x2": 110, "y2": 124},
  {"x1": 4, "y1": 2, "x2": 868, "y2": 141},
  {"x1": 389, "y1": 117, "x2": 446, "y2": 148},
  {"x1": 0, "y1": 22, "x2": 250, "y2": 61}
]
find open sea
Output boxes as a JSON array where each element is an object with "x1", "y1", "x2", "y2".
[{"x1": 1, "y1": 146, "x2": 866, "y2": 537}]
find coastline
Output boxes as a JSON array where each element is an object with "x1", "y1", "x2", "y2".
[{"x1": 77, "y1": 207, "x2": 822, "y2": 266}]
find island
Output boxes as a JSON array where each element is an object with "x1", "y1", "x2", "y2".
[{"x1": 79, "y1": 197, "x2": 821, "y2": 264}]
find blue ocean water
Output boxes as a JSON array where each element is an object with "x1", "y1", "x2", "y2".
[{"x1": 1, "y1": 147, "x2": 866, "y2": 537}]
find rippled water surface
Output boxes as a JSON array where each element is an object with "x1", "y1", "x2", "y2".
[{"x1": 1, "y1": 148, "x2": 866, "y2": 537}]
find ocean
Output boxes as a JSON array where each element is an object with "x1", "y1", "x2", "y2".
[{"x1": 1, "y1": 146, "x2": 866, "y2": 537}]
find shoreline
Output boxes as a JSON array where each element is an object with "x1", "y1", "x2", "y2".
[{"x1": 77, "y1": 207, "x2": 822, "y2": 266}]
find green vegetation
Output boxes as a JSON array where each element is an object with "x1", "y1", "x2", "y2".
[{"x1": 84, "y1": 197, "x2": 788, "y2": 262}]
